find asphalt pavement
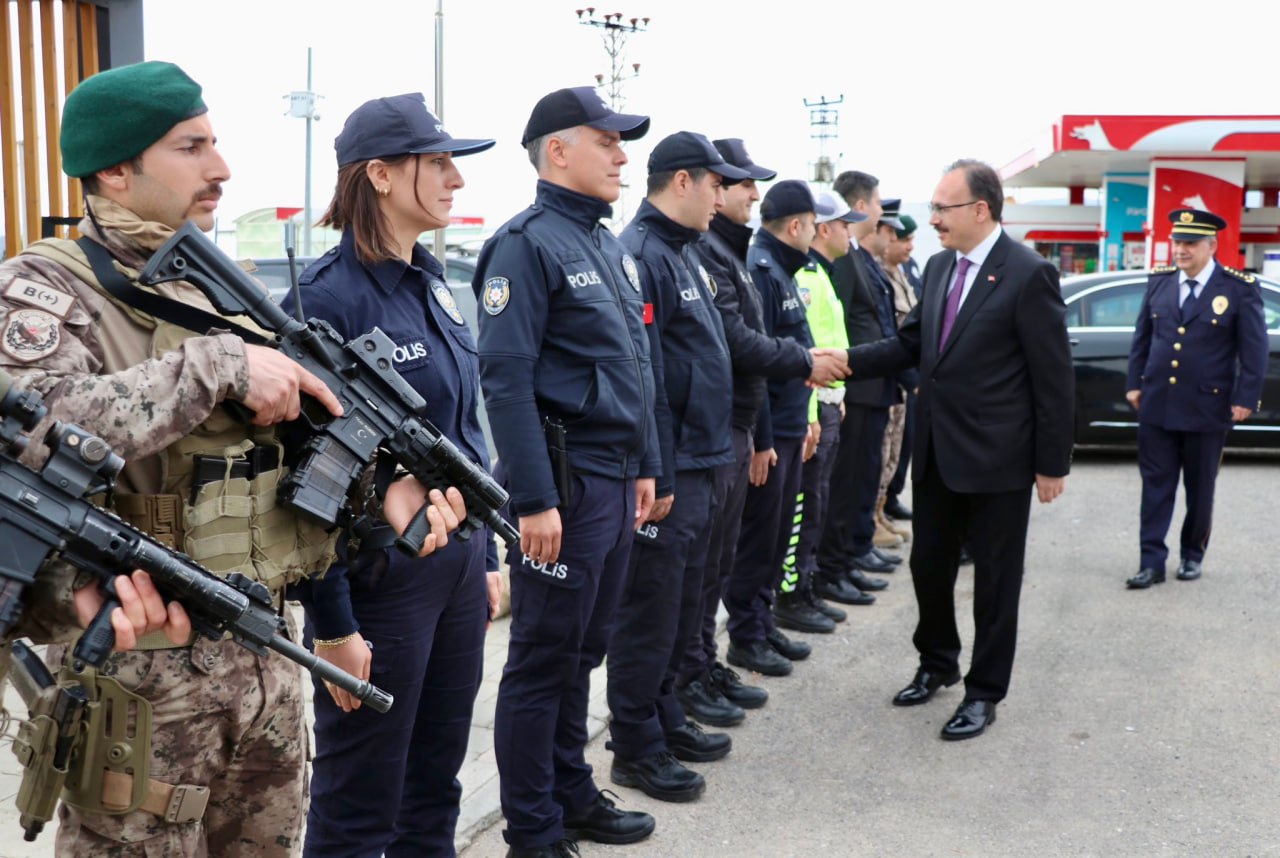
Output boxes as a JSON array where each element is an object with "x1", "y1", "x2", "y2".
[{"x1": 463, "y1": 451, "x2": 1280, "y2": 858}]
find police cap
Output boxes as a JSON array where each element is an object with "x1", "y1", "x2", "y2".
[
  {"x1": 812, "y1": 189, "x2": 868, "y2": 225},
  {"x1": 648, "y1": 131, "x2": 750, "y2": 182},
  {"x1": 61, "y1": 61, "x2": 207, "y2": 178},
  {"x1": 712, "y1": 138, "x2": 777, "y2": 181},
  {"x1": 1168, "y1": 208, "x2": 1228, "y2": 241},
  {"x1": 760, "y1": 180, "x2": 835, "y2": 221},
  {"x1": 336, "y1": 93, "x2": 494, "y2": 166},
  {"x1": 521, "y1": 86, "x2": 650, "y2": 147},
  {"x1": 895, "y1": 214, "x2": 918, "y2": 239},
  {"x1": 879, "y1": 197, "x2": 905, "y2": 231}
]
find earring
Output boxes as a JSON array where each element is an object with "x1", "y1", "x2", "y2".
[{"x1": 377, "y1": 186, "x2": 390, "y2": 196}]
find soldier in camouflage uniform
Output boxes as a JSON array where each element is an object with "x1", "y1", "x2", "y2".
[{"x1": 0, "y1": 61, "x2": 462, "y2": 857}]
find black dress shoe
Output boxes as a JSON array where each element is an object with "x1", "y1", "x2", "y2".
[
  {"x1": 610, "y1": 751, "x2": 705, "y2": 802},
  {"x1": 884, "y1": 497, "x2": 913, "y2": 520},
  {"x1": 710, "y1": 661, "x2": 769, "y2": 708},
  {"x1": 872, "y1": 547, "x2": 903, "y2": 565},
  {"x1": 851, "y1": 550, "x2": 896, "y2": 573},
  {"x1": 815, "y1": 573, "x2": 876, "y2": 605},
  {"x1": 506, "y1": 839, "x2": 581, "y2": 857},
  {"x1": 727, "y1": 640, "x2": 793, "y2": 676},
  {"x1": 675, "y1": 675, "x2": 745, "y2": 727},
  {"x1": 892, "y1": 668, "x2": 962, "y2": 707},
  {"x1": 940, "y1": 699, "x2": 996, "y2": 741},
  {"x1": 1126, "y1": 567, "x2": 1165, "y2": 589},
  {"x1": 766, "y1": 628, "x2": 811, "y2": 661},
  {"x1": 1176, "y1": 559, "x2": 1202, "y2": 581},
  {"x1": 847, "y1": 569, "x2": 889, "y2": 591},
  {"x1": 803, "y1": 582, "x2": 847, "y2": 622},
  {"x1": 665, "y1": 721, "x2": 731, "y2": 762},
  {"x1": 563, "y1": 790, "x2": 655, "y2": 845},
  {"x1": 773, "y1": 590, "x2": 837, "y2": 634}
]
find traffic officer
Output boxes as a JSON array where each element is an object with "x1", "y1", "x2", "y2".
[
  {"x1": 773, "y1": 190, "x2": 866, "y2": 635},
  {"x1": 606, "y1": 131, "x2": 745, "y2": 804},
  {"x1": 725, "y1": 180, "x2": 833, "y2": 677},
  {"x1": 1125, "y1": 208, "x2": 1267, "y2": 589},
  {"x1": 285, "y1": 93, "x2": 500, "y2": 858},
  {"x1": 474, "y1": 87, "x2": 660, "y2": 858}
]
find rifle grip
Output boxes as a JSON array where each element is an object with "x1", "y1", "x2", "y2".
[
  {"x1": 393, "y1": 503, "x2": 430, "y2": 557},
  {"x1": 71, "y1": 580, "x2": 119, "y2": 668}
]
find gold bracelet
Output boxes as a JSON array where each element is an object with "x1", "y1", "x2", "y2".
[{"x1": 313, "y1": 633, "x2": 359, "y2": 649}]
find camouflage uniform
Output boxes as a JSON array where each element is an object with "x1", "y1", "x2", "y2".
[
  {"x1": 878, "y1": 263, "x2": 920, "y2": 502},
  {"x1": 0, "y1": 197, "x2": 315, "y2": 857}
]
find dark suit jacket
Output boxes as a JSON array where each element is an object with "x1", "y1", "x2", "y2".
[
  {"x1": 831, "y1": 247, "x2": 897, "y2": 407},
  {"x1": 846, "y1": 230, "x2": 1074, "y2": 493}
]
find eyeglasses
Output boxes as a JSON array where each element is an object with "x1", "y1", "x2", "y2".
[{"x1": 929, "y1": 200, "x2": 981, "y2": 216}]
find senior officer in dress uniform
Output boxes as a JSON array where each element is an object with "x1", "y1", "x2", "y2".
[
  {"x1": 606, "y1": 132, "x2": 745, "y2": 804},
  {"x1": 1124, "y1": 208, "x2": 1268, "y2": 589},
  {"x1": 0, "y1": 61, "x2": 458, "y2": 857},
  {"x1": 474, "y1": 87, "x2": 660, "y2": 858}
]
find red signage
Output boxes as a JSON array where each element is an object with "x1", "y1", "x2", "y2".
[
  {"x1": 1059, "y1": 116, "x2": 1280, "y2": 153},
  {"x1": 1148, "y1": 160, "x2": 1245, "y2": 268}
]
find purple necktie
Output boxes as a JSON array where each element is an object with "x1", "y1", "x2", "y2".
[{"x1": 938, "y1": 256, "x2": 973, "y2": 349}]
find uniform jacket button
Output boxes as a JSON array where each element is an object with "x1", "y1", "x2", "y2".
[
  {"x1": 1169, "y1": 376, "x2": 1177, "y2": 385},
  {"x1": 1171, "y1": 360, "x2": 1179, "y2": 368},
  {"x1": 1174, "y1": 343, "x2": 1182, "y2": 351},
  {"x1": 1177, "y1": 326, "x2": 1186, "y2": 334}
]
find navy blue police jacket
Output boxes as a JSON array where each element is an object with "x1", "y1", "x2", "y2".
[
  {"x1": 473, "y1": 180, "x2": 661, "y2": 516},
  {"x1": 284, "y1": 231, "x2": 498, "y2": 638},
  {"x1": 697, "y1": 213, "x2": 812, "y2": 433},
  {"x1": 1126, "y1": 261, "x2": 1268, "y2": 433},
  {"x1": 620, "y1": 200, "x2": 733, "y2": 493},
  {"x1": 749, "y1": 229, "x2": 816, "y2": 448}
]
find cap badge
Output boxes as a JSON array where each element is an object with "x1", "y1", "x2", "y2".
[
  {"x1": 483, "y1": 277, "x2": 511, "y2": 315},
  {"x1": 430, "y1": 280, "x2": 465, "y2": 324},
  {"x1": 1180, "y1": 212, "x2": 1195, "y2": 224},
  {"x1": 622, "y1": 255, "x2": 642, "y2": 292},
  {"x1": 1213, "y1": 295, "x2": 1229, "y2": 315}
]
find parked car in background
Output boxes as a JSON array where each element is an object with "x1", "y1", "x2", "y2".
[{"x1": 1064, "y1": 271, "x2": 1280, "y2": 448}]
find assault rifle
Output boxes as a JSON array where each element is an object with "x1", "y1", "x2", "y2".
[
  {"x1": 139, "y1": 222, "x2": 519, "y2": 554},
  {"x1": 0, "y1": 372, "x2": 393, "y2": 714}
]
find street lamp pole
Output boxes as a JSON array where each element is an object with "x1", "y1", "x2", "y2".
[
  {"x1": 804, "y1": 94, "x2": 843, "y2": 187},
  {"x1": 284, "y1": 49, "x2": 322, "y2": 255}
]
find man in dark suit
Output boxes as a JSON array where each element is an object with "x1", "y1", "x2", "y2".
[
  {"x1": 1124, "y1": 208, "x2": 1267, "y2": 590},
  {"x1": 844, "y1": 159, "x2": 1074, "y2": 740}
]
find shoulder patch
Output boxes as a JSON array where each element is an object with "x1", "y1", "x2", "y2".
[
  {"x1": 698, "y1": 264, "x2": 717, "y2": 297},
  {"x1": 1223, "y1": 265, "x2": 1256, "y2": 284},
  {"x1": 622, "y1": 254, "x2": 642, "y2": 292},
  {"x1": 483, "y1": 277, "x2": 511, "y2": 315},
  {"x1": 1, "y1": 308, "x2": 62, "y2": 362},
  {"x1": 430, "y1": 280, "x2": 466, "y2": 324},
  {"x1": 3, "y1": 277, "x2": 76, "y2": 319}
]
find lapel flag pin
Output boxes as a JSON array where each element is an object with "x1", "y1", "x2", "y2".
[{"x1": 987, "y1": 275, "x2": 996, "y2": 282}]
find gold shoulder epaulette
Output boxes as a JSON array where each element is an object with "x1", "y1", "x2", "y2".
[
  {"x1": 1223, "y1": 265, "x2": 1256, "y2": 284},
  {"x1": 1150, "y1": 265, "x2": 1178, "y2": 274}
]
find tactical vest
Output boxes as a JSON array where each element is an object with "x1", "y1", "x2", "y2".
[{"x1": 20, "y1": 239, "x2": 337, "y2": 593}]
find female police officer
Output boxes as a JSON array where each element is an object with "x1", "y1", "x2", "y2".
[{"x1": 287, "y1": 92, "x2": 501, "y2": 857}]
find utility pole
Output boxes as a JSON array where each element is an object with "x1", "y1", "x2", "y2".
[
  {"x1": 284, "y1": 49, "x2": 322, "y2": 255},
  {"x1": 576, "y1": 8, "x2": 649, "y2": 223},
  {"x1": 804, "y1": 94, "x2": 843, "y2": 186}
]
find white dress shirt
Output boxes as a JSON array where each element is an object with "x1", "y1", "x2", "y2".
[
  {"x1": 950, "y1": 224, "x2": 1003, "y2": 310},
  {"x1": 1179, "y1": 259, "x2": 1215, "y2": 305}
]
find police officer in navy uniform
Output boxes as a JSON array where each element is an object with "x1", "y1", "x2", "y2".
[
  {"x1": 1125, "y1": 208, "x2": 1268, "y2": 589},
  {"x1": 605, "y1": 131, "x2": 745, "y2": 803},
  {"x1": 724, "y1": 180, "x2": 835, "y2": 677},
  {"x1": 474, "y1": 87, "x2": 660, "y2": 858},
  {"x1": 286, "y1": 93, "x2": 501, "y2": 858}
]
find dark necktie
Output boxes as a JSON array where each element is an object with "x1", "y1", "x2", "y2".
[
  {"x1": 1180, "y1": 279, "x2": 1199, "y2": 320},
  {"x1": 938, "y1": 257, "x2": 973, "y2": 348}
]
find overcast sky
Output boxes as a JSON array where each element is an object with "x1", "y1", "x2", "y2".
[{"x1": 144, "y1": 0, "x2": 1271, "y2": 244}]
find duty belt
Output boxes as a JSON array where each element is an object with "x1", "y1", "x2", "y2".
[{"x1": 816, "y1": 387, "x2": 845, "y2": 405}]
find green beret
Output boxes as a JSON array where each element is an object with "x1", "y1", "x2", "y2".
[
  {"x1": 61, "y1": 61, "x2": 207, "y2": 178},
  {"x1": 895, "y1": 214, "x2": 918, "y2": 239}
]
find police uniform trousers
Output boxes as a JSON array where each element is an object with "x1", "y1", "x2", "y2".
[
  {"x1": 787, "y1": 401, "x2": 843, "y2": 588},
  {"x1": 817, "y1": 403, "x2": 891, "y2": 573},
  {"x1": 1137, "y1": 423, "x2": 1227, "y2": 572},
  {"x1": 495, "y1": 473, "x2": 636, "y2": 850},
  {"x1": 726, "y1": 436, "x2": 804, "y2": 645},
  {"x1": 910, "y1": 450, "x2": 1032, "y2": 703},
  {"x1": 607, "y1": 468, "x2": 717, "y2": 759},
  {"x1": 887, "y1": 391, "x2": 917, "y2": 502},
  {"x1": 51, "y1": 632, "x2": 307, "y2": 857},
  {"x1": 304, "y1": 535, "x2": 486, "y2": 858},
  {"x1": 678, "y1": 426, "x2": 751, "y2": 686}
]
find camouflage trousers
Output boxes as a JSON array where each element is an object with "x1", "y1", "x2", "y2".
[
  {"x1": 878, "y1": 402, "x2": 907, "y2": 498},
  {"x1": 48, "y1": 630, "x2": 307, "y2": 857}
]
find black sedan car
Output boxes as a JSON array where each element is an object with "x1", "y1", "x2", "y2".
[{"x1": 1064, "y1": 271, "x2": 1280, "y2": 448}]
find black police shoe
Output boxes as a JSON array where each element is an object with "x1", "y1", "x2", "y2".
[
  {"x1": 884, "y1": 497, "x2": 913, "y2": 520},
  {"x1": 851, "y1": 550, "x2": 896, "y2": 573},
  {"x1": 710, "y1": 661, "x2": 769, "y2": 709},
  {"x1": 676, "y1": 675, "x2": 745, "y2": 727},
  {"x1": 1176, "y1": 559, "x2": 1203, "y2": 581},
  {"x1": 505, "y1": 839, "x2": 581, "y2": 858},
  {"x1": 611, "y1": 751, "x2": 705, "y2": 802},
  {"x1": 802, "y1": 575, "x2": 846, "y2": 622},
  {"x1": 766, "y1": 628, "x2": 811, "y2": 661},
  {"x1": 666, "y1": 721, "x2": 732, "y2": 762},
  {"x1": 816, "y1": 573, "x2": 875, "y2": 606},
  {"x1": 773, "y1": 590, "x2": 836, "y2": 634},
  {"x1": 872, "y1": 547, "x2": 903, "y2": 565},
  {"x1": 727, "y1": 640, "x2": 793, "y2": 677},
  {"x1": 563, "y1": 789, "x2": 655, "y2": 845},
  {"x1": 848, "y1": 569, "x2": 889, "y2": 592}
]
